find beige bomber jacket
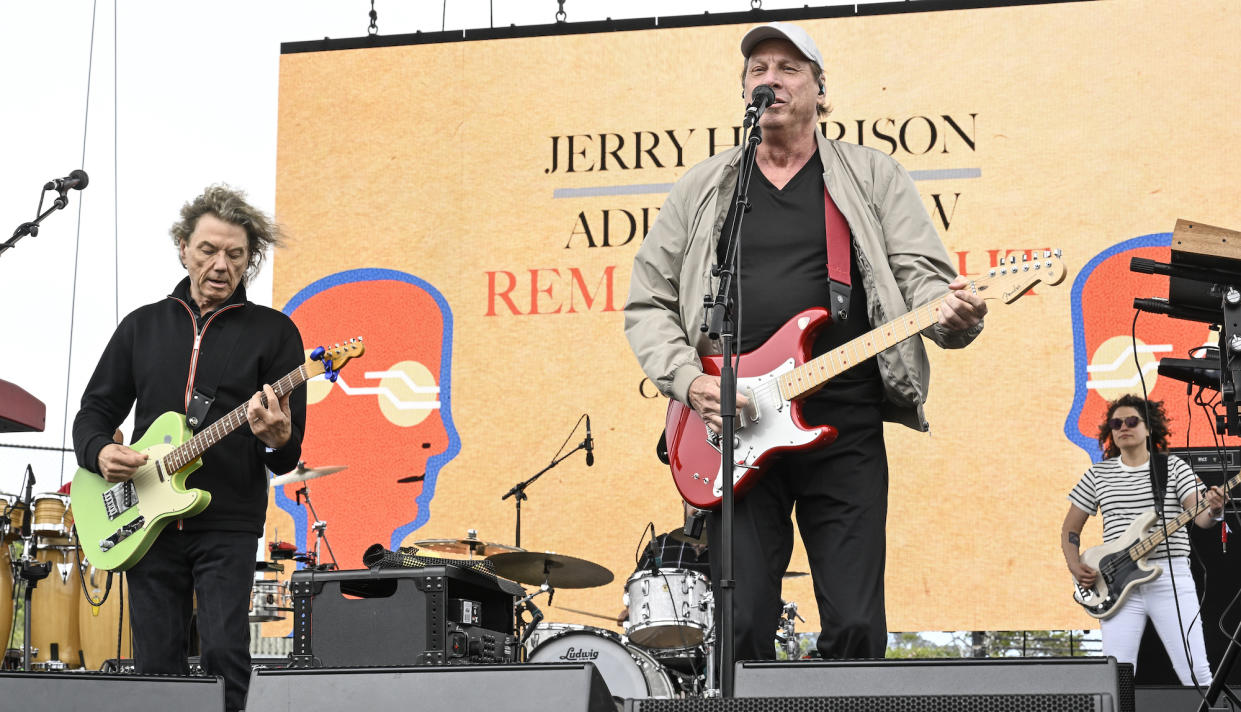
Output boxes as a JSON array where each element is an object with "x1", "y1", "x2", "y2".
[{"x1": 623, "y1": 130, "x2": 983, "y2": 432}]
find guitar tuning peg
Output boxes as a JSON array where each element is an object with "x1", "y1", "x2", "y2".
[
  {"x1": 1022, "y1": 253, "x2": 1029, "y2": 261},
  {"x1": 1009, "y1": 255, "x2": 1016, "y2": 264}
]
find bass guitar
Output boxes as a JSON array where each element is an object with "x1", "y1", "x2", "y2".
[
  {"x1": 667, "y1": 250, "x2": 1065, "y2": 510},
  {"x1": 71, "y1": 339, "x2": 364, "y2": 571},
  {"x1": 1073, "y1": 469, "x2": 1238, "y2": 619}
]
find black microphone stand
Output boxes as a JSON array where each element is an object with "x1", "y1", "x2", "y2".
[
  {"x1": 14, "y1": 465, "x2": 51, "y2": 671},
  {"x1": 501, "y1": 417, "x2": 591, "y2": 549},
  {"x1": 703, "y1": 108, "x2": 764, "y2": 697},
  {"x1": 2, "y1": 184, "x2": 78, "y2": 259}
]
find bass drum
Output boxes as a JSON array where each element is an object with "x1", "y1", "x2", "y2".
[
  {"x1": 527, "y1": 626, "x2": 674, "y2": 699},
  {"x1": 77, "y1": 563, "x2": 132, "y2": 669}
]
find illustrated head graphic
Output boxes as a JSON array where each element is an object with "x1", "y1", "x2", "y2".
[
  {"x1": 277, "y1": 269, "x2": 460, "y2": 566},
  {"x1": 1064, "y1": 234, "x2": 1218, "y2": 460}
]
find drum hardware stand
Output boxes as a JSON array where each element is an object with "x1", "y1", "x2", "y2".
[
  {"x1": 294, "y1": 483, "x2": 338, "y2": 571},
  {"x1": 776, "y1": 600, "x2": 805, "y2": 659},
  {"x1": 514, "y1": 587, "x2": 548, "y2": 658},
  {"x1": 501, "y1": 414, "x2": 591, "y2": 549}
]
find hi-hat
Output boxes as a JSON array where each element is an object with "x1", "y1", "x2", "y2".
[
  {"x1": 270, "y1": 463, "x2": 346, "y2": 486},
  {"x1": 487, "y1": 551, "x2": 614, "y2": 589},
  {"x1": 414, "y1": 537, "x2": 524, "y2": 558}
]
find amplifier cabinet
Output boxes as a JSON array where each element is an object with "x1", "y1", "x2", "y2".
[{"x1": 290, "y1": 566, "x2": 519, "y2": 667}]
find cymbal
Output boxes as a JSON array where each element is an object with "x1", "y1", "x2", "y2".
[
  {"x1": 487, "y1": 551, "x2": 614, "y2": 589},
  {"x1": 270, "y1": 463, "x2": 346, "y2": 487},
  {"x1": 783, "y1": 571, "x2": 809, "y2": 579},
  {"x1": 413, "y1": 537, "x2": 524, "y2": 558}
]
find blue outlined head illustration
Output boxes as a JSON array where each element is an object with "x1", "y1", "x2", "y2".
[
  {"x1": 1064, "y1": 234, "x2": 1218, "y2": 461},
  {"x1": 276, "y1": 269, "x2": 460, "y2": 566}
]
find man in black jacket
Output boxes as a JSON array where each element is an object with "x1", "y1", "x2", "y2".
[{"x1": 73, "y1": 185, "x2": 306, "y2": 712}]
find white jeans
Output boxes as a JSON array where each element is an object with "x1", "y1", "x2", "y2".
[{"x1": 1101, "y1": 556, "x2": 1212, "y2": 686}]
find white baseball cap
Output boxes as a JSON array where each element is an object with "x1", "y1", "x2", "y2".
[{"x1": 740, "y1": 21, "x2": 824, "y2": 68}]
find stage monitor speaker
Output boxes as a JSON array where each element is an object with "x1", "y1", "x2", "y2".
[
  {"x1": 245, "y1": 662, "x2": 615, "y2": 711},
  {"x1": 1134, "y1": 684, "x2": 1228, "y2": 712},
  {"x1": 0, "y1": 671, "x2": 224, "y2": 712},
  {"x1": 633, "y1": 696, "x2": 1111, "y2": 712},
  {"x1": 733, "y1": 657, "x2": 1131, "y2": 712}
]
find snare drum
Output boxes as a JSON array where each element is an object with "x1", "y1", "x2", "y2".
[
  {"x1": 624, "y1": 568, "x2": 712, "y2": 650},
  {"x1": 32, "y1": 493, "x2": 72, "y2": 538},
  {"x1": 31, "y1": 540, "x2": 82, "y2": 665},
  {"x1": 526, "y1": 626, "x2": 673, "y2": 699},
  {"x1": 249, "y1": 579, "x2": 292, "y2": 622}
]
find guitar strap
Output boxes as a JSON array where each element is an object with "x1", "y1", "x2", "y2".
[
  {"x1": 1149, "y1": 452, "x2": 1169, "y2": 516},
  {"x1": 185, "y1": 305, "x2": 248, "y2": 432},
  {"x1": 823, "y1": 186, "x2": 852, "y2": 323}
]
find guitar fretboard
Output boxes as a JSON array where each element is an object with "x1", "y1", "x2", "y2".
[
  {"x1": 778, "y1": 295, "x2": 956, "y2": 400},
  {"x1": 161, "y1": 362, "x2": 321, "y2": 474},
  {"x1": 1129, "y1": 470, "x2": 1241, "y2": 560}
]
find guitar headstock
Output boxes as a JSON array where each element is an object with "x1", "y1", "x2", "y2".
[
  {"x1": 308, "y1": 338, "x2": 365, "y2": 382},
  {"x1": 972, "y1": 249, "x2": 1067, "y2": 304}
]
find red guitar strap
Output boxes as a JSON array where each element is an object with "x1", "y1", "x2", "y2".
[{"x1": 824, "y1": 186, "x2": 852, "y2": 322}]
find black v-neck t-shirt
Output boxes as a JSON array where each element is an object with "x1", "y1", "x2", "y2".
[{"x1": 716, "y1": 153, "x2": 882, "y2": 405}]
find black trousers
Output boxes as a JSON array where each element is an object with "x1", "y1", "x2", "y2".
[
  {"x1": 709, "y1": 399, "x2": 888, "y2": 661},
  {"x1": 126, "y1": 528, "x2": 256, "y2": 712}
]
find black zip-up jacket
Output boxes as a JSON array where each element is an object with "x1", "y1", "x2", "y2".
[{"x1": 73, "y1": 278, "x2": 306, "y2": 535}]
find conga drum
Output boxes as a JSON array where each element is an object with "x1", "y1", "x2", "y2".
[
  {"x1": 32, "y1": 494, "x2": 72, "y2": 539},
  {"x1": 30, "y1": 538, "x2": 82, "y2": 665},
  {"x1": 1, "y1": 494, "x2": 24, "y2": 542},
  {"x1": 0, "y1": 544, "x2": 12, "y2": 651},
  {"x1": 78, "y1": 563, "x2": 131, "y2": 668}
]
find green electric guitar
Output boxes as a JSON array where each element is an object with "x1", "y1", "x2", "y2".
[{"x1": 71, "y1": 339, "x2": 364, "y2": 571}]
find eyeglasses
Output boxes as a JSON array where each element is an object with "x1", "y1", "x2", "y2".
[{"x1": 1109, "y1": 416, "x2": 1143, "y2": 430}]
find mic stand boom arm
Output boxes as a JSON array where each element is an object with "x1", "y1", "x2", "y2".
[
  {"x1": 501, "y1": 439, "x2": 589, "y2": 549},
  {"x1": 2, "y1": 182, "x2": 79, "y2": 259}
]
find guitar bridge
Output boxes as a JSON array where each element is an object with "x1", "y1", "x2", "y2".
[
  {"x1": 101, "y1": 481, "x2": 138, "y2": 521},
  {"x1": 98, "y1": 516, "x2": 145, "y2": 552}
]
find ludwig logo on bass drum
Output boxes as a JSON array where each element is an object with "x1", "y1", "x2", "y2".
[{"x1": 557, "y1": 646, "x2": 599, "y2": 661}]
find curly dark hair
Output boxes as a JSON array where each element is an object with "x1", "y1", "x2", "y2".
[
  {"x1": 1096, "y1": 394, "x2": 1170, "y2": 459},
  {"x1": 169, "y1": 184, "x2": 284, "y2": 285}
]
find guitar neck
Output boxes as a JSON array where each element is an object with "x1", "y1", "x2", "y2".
[
  {"x1": 162, "y1": 361, "x2": 318, "y2": 473},
  {"x1": 1129, "y1": 469, "x2": 1241, "y2": 560},
  {"x1": 779, "y1": 297, "x2": 948, "y2": 400}
]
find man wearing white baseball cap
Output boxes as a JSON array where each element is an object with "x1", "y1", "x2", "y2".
[{"x1": 625, "y1": 21, "x2": 986, "y2": 661}]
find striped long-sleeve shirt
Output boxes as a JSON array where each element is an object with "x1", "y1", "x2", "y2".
[{"x1": 1068, "y1": 455, "x2": 1201, "y2": 559}]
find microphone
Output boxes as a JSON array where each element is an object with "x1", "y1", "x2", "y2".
[
  {"x1": 584, "y1": 415, "x2": 594, "y2": 467},
  {"x1": 19, "y1": 465, "x2": 35, "y2": 540},
  {"x1": 44, "y1": 169, "x2": 90, "y2": 192},
  {"x1": 744, "y1": 84, "x2": 776, "y2": 127}
]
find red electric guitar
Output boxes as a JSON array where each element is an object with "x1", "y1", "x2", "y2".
[{"x1": 667, "y1": 250, "x2": 1066, "y2": 510}]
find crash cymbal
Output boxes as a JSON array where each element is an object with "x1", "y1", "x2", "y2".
[
  {"x1": 413, "y1": 537, "x2": 524, "y2": 558},
  {"x1": 487, "y1": 551, "x2": 614, "y2": 589},
  {"x1": 270, "y1": 463, "x2": 347, "y2": 486},
  {"x1": 783, "y1": 571, "x2": 809, "y2": 579}
]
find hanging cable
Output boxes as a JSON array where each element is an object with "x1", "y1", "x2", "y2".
[
  {"x1": 58, "y1": 0, "x2": 101, "y2": 486},
  {"x1": 368, "y1": 0, "x2": 378, "y2": 36},
  {"x1": 113, "y1": 0, "x2": 119, "y2": 327},
  {"x1": 556, "y1": 0, "x2": 566, "y2": 23},
  {"x1": 442, "y1": 0, "x2": 447, "y2": 31}
]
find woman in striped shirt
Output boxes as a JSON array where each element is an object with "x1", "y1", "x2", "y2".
[{"x1": 1061, "y1": 394, "x2": 1226, "y2": 685}]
